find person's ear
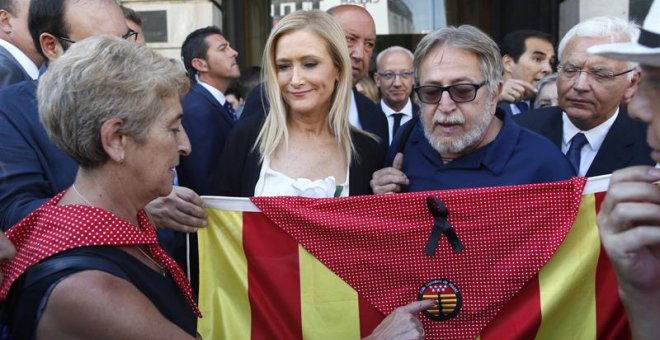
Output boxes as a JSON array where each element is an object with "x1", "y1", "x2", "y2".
[
  {"x1": 191, "y1": 58, "x2": 208, "y2": 73},
  {"x1": 0, "y1": 10, "x2": 12, "y2": 34},
  {"x1": 39, "y1": 33, "x2": 64, "y2": 61},
  {"x1": 502, "y1": 55, "x2": 514, "y2": 75},
  {"x1": 100, "y1": 118, "x2": 127, "y2": 163},
  {"x1": 621, "y1": 69, "x2": 642, "y2": 104}
]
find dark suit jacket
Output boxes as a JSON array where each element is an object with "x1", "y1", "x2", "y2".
[
  {"x1": 216, "y1": 113, "x2": 385, "y2": 197},
  {"x1": 241, "y1": 82, "x2": 389, "y2": 147},
  {"x1": 514, "y1": 106, "x2": 654, "y2": 176},
  {"x1": 0, "y1": 45, "x2": 33, "y2": 89},
  {"x1": 0, "y1": 80, "x2": 78, "y2": 230},
  {"x1": 176, "y1": 83, "x2": 236, "y2": 195}
]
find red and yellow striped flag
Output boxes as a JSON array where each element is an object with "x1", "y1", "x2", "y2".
[{"x1": 198, "y1": 176, "x2": 630, "y2": 339}]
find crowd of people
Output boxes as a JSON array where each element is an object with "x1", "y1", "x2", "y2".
[{"x1": 0, "y1": 0, "x2": 657, "y2": 338}]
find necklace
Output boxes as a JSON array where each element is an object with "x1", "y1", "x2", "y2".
[
  {"x1": 137, "y1": 246, "x2": 167, "y2": 277},
  {"x1": 71, "y1": 183, "x2": 93, "y2": 206}
]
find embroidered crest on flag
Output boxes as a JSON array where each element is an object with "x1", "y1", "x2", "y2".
[{"x1": 418, "y1": 279, "x2": 462, "y2": 321}]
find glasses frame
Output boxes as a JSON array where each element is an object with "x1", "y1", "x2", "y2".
[
  {"x1": 53, "y1": 28, "x2": 139, "y2": 45},
  {"x1": 377, "y1": 71, "x2": 415, "y2": 81},
  {"x1": 414, "y1": 81, "x2": 487, "y2": 104},
  {"x1": 557, "y1": 64, "x2": 635, "y2": 83}
]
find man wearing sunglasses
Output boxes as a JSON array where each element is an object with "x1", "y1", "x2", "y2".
[
  {"x1": 370, "y1": 25, "x2": 574, "y2": 194},
  {"x1": 0, "y1": 0, "x2": 208, "y2": 233},
  {"x1": 374, "y1": 46, "x2": 419, "y2": 144},
  {"x1": 515, "y1": 17, "x2": 654, "y2": 177}
]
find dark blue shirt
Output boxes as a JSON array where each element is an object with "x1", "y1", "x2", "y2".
[{"x1": 389, "y1": 109, "x2": 575, "y2": 192}]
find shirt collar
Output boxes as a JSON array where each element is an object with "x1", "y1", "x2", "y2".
[
  {"x1": 411, "y1": 108, "x2": 515, "y2": 175},
  {"x1": 380, "y1": 98, "x2": 413, "y2": 117},
  {"x1": 561, "y1": 108, "x2": 619, "y2": 152},
  {"x1": 0, "y1": 39, "x2": 39, "y2": 80},
  {"x1": 195, "y1": 74, "x2": 227, "y2": 105}
]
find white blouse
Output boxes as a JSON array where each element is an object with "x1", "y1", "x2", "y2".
[{"x1": 254, "y1": 157, "x2": 349, "y2": 198}]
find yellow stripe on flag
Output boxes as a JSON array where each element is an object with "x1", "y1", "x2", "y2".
[
  {"x1": 536, "y1": 194, "x2": 600, "y2": 339},
  {"x1": 198, "y1": 209, "x2": 251, "y2": 340},
  {"x1": 299, "y1": 246, "x2": 361, "y2": 339}
]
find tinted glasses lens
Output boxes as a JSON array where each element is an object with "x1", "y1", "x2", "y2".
[
  {"x1": 417, "y1": 86, "x2": 442, "y2": 103},
  {"x1": 449, "y1": 84, "x2": 477, "y2": 102}
]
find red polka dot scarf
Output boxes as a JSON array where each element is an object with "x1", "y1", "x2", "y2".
[{"x1": 0, "y1": 191, "x2": 201, "y2": 317}]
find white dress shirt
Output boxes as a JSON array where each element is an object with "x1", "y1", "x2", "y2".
[
  {"x1": 561, "y1": 109, "x2": 619, "y2": 177},
  {"x1": 195, "y1": 74, "x2": 229, "y2": 106},
  {"x1": 380, "y1": 98, "x2": 413, "y2": 143},
  {"x1": 348, "y1": 91, "x2": 361, "y2": 129},
  {"x1": 0, "y1": 38, "x2": 39, "y2": 80}
]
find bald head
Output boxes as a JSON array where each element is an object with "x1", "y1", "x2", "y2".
[{"x1": 329, "y1": 5, "x2": 376, "y2": 84}]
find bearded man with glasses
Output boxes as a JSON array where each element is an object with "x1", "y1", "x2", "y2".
[
  {"x1": 370, "y1": 25, "x2": 574, "y2": 194},
  {"x1": 515, "y1": 16, "x2": 654, "y2": 177}
]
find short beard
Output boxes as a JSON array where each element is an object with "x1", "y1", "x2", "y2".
[{"x1": 422, "y1": 98, "x2": 494, "y2": 156}]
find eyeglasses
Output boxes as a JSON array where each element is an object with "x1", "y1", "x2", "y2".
[
  {"x1": 558, "y1": 64, "x2": 635, "y2": 83},
  {"x1": 377, "y1": 71, "x2": 415, "y2": 81},
  {"x1": 54, "y1": 28, "x2": 139, "y2": 45},
  {"x1": 414, "y1": 81, "x2": 486, "y2": 104}
]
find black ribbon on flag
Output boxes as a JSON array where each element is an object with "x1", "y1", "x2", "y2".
[{"x1": 425, "y1": 196, "x2": 464, "y2": 256}]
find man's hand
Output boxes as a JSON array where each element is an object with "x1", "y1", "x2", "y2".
[
  {"x1": 596, "y1": 166, "x2": 660, "y2": 340},
  {"x1": 145, "y1": 186, "x2": 208, "y2": 233},
  {"x1": 365, "y1": 300, "x2": 435, "y2": 340},
  {"x1": 498, "y1": 79, "x2": 537, "y2": 103},
  {"x1": 370, "y1": 153, "x2": 408, "y2": 194}
]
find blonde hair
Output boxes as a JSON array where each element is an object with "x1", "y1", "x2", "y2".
[{"x1": 257, "y1": 10, "x2": 354, "y2": 164}]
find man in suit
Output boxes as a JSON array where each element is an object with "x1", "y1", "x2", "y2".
[
  {"x1": 0, "y1": 0, "x2": 42, "y2": 88},
  {"x1": 497, "y1": 30, "x2": 555, "y2": 115},
  {"x1": 241, "y1": 5, "x2": 389, "y2": 146},
  {"x1": 0, "y1": 0, "x2": 207, "y2": 232},
  {"x1": 515, "y1": 17, "x2": 654, "y2": 177},
  {"x1": 374, "y1": 46, "x2": 420, "y2": 144},
  {"x1": 177, "y1": 26, "x2": 240, "y2": 195}
]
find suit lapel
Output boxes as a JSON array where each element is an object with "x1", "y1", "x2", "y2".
[
  {"x1": 543, "y1": 107, "x2": 563, "y2": 148},
  {"x1": 0, "y1": 45, "x2": 31, "y2": 79},
  {"x1": 586, "y1": 108, "x2": 634, "y2": 176},
  {"x1": 192, "y1": 83, "x2": 234, "y2": 125}
]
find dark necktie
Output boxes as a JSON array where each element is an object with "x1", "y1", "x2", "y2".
[
  {"x1": 566, "y1": 133, "x2": 587, "y2": 174},
  {"x1": 392, "y1": 113, "x2": 404, "y2": 137},
  {"x1": 223, "y1": 101, "x2": 237, "y2": 121},
  {"x1": 515, "y1": 101, "x2": 529, "y2": 113}
]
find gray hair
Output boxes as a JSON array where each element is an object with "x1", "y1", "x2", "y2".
[
  {"x1": 534, "y1": 73, "x2": 558, "y2": 108},
  {"x1": 413, "y1": 25, "x2": 503, "y2": 96},
  {"x1": 38, "y1": 35, "x2": 190, "y2": 168},
  {"x1": 376, "y1": 46, "x2": 414, "y2": 68},
  {"x1": 558, "y1": 16, "x2": 640, "y2": 76}
]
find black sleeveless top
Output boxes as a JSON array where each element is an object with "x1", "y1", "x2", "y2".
[{"x1": 4, "y1": 246, "x2": 196, "y2": 339}]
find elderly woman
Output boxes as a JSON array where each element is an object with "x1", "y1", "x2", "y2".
[
  {"x1": 0, "y1": 36, "x2": 199, "y2": 339},
  {"x1": 217, "y1": 10, "x2": 431, "y2": 339},
  {"x1": 534, "y1": 73, "x2": 559, "y2": 108}
]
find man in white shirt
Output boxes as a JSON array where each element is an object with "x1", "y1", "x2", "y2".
[
  {"x1": 515, "y1": 16, "x2": 654, "y2": 177},
  {"x1": 374, "y1": 46, "x2": 419, "y2": 143},
  {"x1": 0, "y1": 0, "x2": 42, "y2": 87}
]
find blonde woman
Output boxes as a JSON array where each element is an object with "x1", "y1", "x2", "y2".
[{"x1": 218, "y1": 10, "x2": 384, "y2": 197}]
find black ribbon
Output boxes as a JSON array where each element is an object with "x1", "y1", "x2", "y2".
[
  {"x1": 425, "y1": 196, "x2": 464, "y2": 256},
  {"x1": 638, "y1": 28, "x2": 660, "y2": 49}
]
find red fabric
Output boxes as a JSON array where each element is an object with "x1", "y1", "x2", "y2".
[
  {"x1": 0, "y1": 190, "x2": 201, "y2": 317},
  {"x1": 251, "y1": 177, "x2": 587, "y2": 339}
]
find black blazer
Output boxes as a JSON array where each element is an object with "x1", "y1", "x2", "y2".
[
  {"x1": 0, "y1": 45, "x2": 33, "y2": 89},
  {"x1": 514, "y1": 106, "x2": 654, "y2": 176},
  {"x1": 215, "y1": 113, "x2": 385, "y2": 197},
  {"x1": 241, "y1": 83, "x2": 389, "y2": 147}
]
